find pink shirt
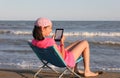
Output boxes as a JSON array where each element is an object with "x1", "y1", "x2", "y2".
[
  {"x1": 32, "y1": 38, "x2": 75, "y2": 67},
  {"x1": 32, "y1": 38, "x2": 55, "y2": 48}
]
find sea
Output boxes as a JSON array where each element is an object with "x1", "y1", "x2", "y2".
[{"x1": 0, "y1": 21, "x2": 120, "y2": 72}]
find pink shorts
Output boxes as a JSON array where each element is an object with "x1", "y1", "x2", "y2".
[
  {"x1": 57, "y1": 45, "x2": 75, "y2": 67},
  {"x1": 64, "y1": 51, "x2": 75, "y2": 67}
]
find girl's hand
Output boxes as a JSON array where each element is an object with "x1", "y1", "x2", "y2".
[
  {"x1": 52, "y1": 34, "x2": 55, "y2": 39},
  {"x1": 61, "y1": 35, "x2": 65, "y2": 44}
]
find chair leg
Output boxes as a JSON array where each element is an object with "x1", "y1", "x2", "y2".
[
  {"x1": 59, "y1": 67, "x2": 81, "y2": 78},
  {"x1": 58, "y1": 68, "x2": 68, "y2": 78},
  {"x1": 46, "y1": 64, "x2": 59, "y2": 73},
  {"x1": 34, "y1": 64, "x2": 59, "y2": 78},
  {"x1": 42, "y1": 61, "x2": 59, "y2": 73},
  {"x1": 34, "y1": 65, "x2": 81, "y2": 78},
  {"x1": 34, "y1": 65, "x2": 44, "y2": 78}
]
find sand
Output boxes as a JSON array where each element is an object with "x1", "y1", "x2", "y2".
[{"x1": 0, "y1": 69, "x2": 120, "y2": 78}]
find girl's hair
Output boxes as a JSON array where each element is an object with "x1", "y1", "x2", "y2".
[{"x1": 32, "y1": 26, "x2": 44, "y2": 40}]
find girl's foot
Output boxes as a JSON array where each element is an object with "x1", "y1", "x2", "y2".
[{"x1": 84, "y1": 71, "x2": 98, "y2": 77}]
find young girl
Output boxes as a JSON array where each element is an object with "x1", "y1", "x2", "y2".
[{"x1": 32, "y1": 17, "x2": 99, "y2": 77}]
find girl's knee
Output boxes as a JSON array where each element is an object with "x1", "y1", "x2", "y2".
[
  {"x1": 83, "y1": 40, "x2": 88, "y2": 43},
  {"x1": 81, "y1": 40, "x2": 89, "y2": 47}
]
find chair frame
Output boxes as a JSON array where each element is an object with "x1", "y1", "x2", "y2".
[{"x1": 28, "y1": 41, "x2": 83, "y2": 78}]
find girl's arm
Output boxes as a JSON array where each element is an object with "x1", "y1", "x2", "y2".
[
  {"x1": 53, "y1": 44, "x2": 65, "y2": 59},
  {"x1": 52, "y1": 34, "x2": 65, "y2": 59},
  {"x1": 60, "y1": 36, "x2": 65, "y2": 59}
]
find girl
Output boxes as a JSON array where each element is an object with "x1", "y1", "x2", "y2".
[{"x1": 32, "y1": 17, "x2": 99, "y2": 77}]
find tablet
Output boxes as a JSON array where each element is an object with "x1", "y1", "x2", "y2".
[{"x1": 54, "y1": 28, "x2": 64, "y2": 41}]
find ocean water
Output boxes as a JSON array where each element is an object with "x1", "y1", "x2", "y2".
[{"x1": 0, "y1": 21, "x2": 120, "y2": 72}]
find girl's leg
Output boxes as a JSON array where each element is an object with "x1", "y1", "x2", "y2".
[
  {"x1": 70, "y1": 40, "x2": 98, "y2": 77},
  {"x1": 65, "y1": 40, "x2": 85, "y2": 73},
  {"x1": 65, "y1": 40, "x2": 80, "y2": 51},
  {"x1": 74, "y1": 63, "x2": 84, "y2": 74}
]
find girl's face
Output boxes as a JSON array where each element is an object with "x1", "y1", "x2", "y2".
[{"x1": 42, "y1": 25, "x2": 52, "y2": 37}]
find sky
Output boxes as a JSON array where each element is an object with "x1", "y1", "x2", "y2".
[{"x1": 0, "y1": 0, "x2": 120, "y2": 21}]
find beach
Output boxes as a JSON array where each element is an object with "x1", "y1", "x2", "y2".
[
  {"x1": 0, "y1": 69, "x2": 120, "y2": 78},
  {"x1": 0, "y1": 21, "x2": 120, "y2": 78}
]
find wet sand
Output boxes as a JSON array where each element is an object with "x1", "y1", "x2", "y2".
[{"x1": 0, "y1": 69, "x2": 120, "y2": 78}]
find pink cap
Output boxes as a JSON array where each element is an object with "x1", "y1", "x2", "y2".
[{"x1": 34, "y1": 17, "x2": 52, "y2": 27}]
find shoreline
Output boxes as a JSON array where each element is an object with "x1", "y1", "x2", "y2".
[{"x1": 0, "y1": 68, "x2": 120, "y2": 78}]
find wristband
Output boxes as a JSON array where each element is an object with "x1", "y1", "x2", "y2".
[{"x1": 60, "y1": 44, "x2": 64, "y2": 46}]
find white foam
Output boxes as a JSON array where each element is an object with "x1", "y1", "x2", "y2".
[
  {"x1": 100, "y1": 41, "x2": 120, "y2": 45},
  {"x1": 1, "y1": 29, "x2": 120, "y2": 37},
  {"x1": 12, "y1": 31, "x2": 32, "y2": 35},
  {"x1": 92, "y1": 41, "x2": 120, "y2": 45},
  {"x1": 0, "y1": 62, "x2": 120, "y2": 72},
  {"x1": 64, "y1": 32, "x2": 120, "y2": 37},
  {"x1": 102, "y1": 68, "x2": 120, "y2": 71}
]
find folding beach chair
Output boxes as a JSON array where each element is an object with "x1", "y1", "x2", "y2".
[{"x1": 28, "y1": 41, "x2": 83, "y2": 78}]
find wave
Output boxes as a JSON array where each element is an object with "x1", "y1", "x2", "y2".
[
  {"x1": 67, "y1": 40, "x2": 120, "y2": 46},
  {"x1": 64, "y1": 32, "x2": 120, "y2": 37},
  {"x1": 0, "y1": 62, "x2": 120, "y2": 72},
  {"x1": 0, "y1": 30, "x2": 32, "y2": 35},
  {"x1": 0, "y1": 61, "x2": 55, "y2": 69},
  {"x1": 0, "y1": 29, "x2": 120, "y2": 37},
  {"x1": 90, "y1": 41, "x2": 120, "y2": 45}
]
